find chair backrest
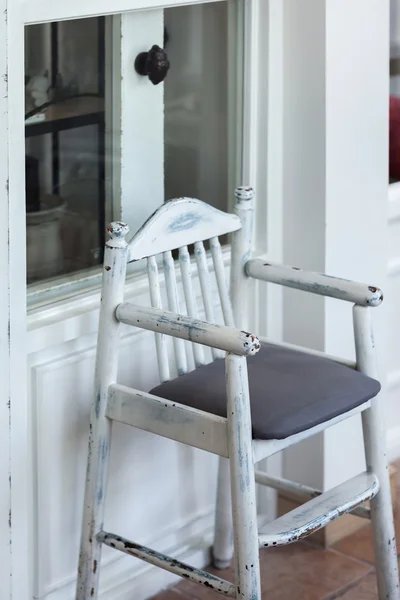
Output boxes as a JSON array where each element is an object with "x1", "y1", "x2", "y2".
[{"x1": 125, "y1": 190, "x2": 253, "y2": 383}]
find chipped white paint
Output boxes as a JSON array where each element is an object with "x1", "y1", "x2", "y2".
[
  {"x1": 230, "y1": 187, "x2": 254, "y2": 329},
  {"x1": 127, "y1": 198, "x2": 241, "y2": 263},
  {"x1": 77, "y1": 191, "x2": 263, "y2": 599},
  {"x1": 210, "y1": 237, "x2": 235, "y2": 328},
  {"x1": 116, "y1": 303, "x2": 261, "y2": 357},
  {"x1": 77, "y1": 190, "x2": 398, "y2": 600},
  {"x1": 106, "y1": 383, "x2": 229, "y2": 457},
  {"x1": 147, "y1": 255, "x2": 171, "y2": 382},
  {"x1": 246, "y1": 259, "x2": 384, "y2": 306},
  {"x1": 76, "y1": 222, "x2": 129, "y2": 600},
  {"x1": 226, "y1": 353, "x2": 261, "y2": 600},
  {"x1": 252, "y1": 402, "x2": 372, "y2": 464},
  {"x1": 255, "y1": 471, "x2": 371, "y2": 521},
  {"x1": 97, "y1": 531, "x2": 237, "y2": 597},
  {"x1": 179, "y1": 245, "x2": 206, "y2": 368},
  {"x1": 194, "y1": 240, "x2": 224, "y2": 361},
  {"x1": 353, "y1": 306, "x2": 400, "y2": 599},
  {"x1": 212, "y1": 457, "x2": 234, "y2": 569},
  {"x1": 258, "y1": 472, "x2": 379, "y2": 547},
  {"x1": 163, "y1": 250, "x2": 188, "y2": 376},
  {"x1": 213, "y1": 186, "x2": 255, "y2": 574},
  {"x1": 258, "y1": 338, "x2": 357, "y2": 370}
]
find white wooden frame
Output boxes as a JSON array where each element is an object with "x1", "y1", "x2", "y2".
[
  {"x1": 77, "y1": 190, "x2": 399, "y2": 599},
  {"x1": 4, "y1": 1, "x2": 276, "y2": 597}
]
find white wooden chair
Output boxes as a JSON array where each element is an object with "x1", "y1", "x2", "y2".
[{"x1": 76, "y1": 187, "x2": 400, "y2": 600}]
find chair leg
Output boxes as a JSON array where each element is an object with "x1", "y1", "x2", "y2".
[
  {"x1": 213, "y1": 457, "x2": 234, "y2": 569},
  {"x1": 226, "y1": 354, "x2": 261, "y2": 600},
  {"x1": 76, "y1": 231, "x2": 129, "y2": 600},
  {"x1": 354, "y1": 306, "x2": 400, "y2": 600},
  {"x1": 76, "y1": 413, "x2": 111, "y2": 600}
]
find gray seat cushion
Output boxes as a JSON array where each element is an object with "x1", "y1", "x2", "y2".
[{"x1": 150, "y1": 343, "x2": 380, "y2": 440}]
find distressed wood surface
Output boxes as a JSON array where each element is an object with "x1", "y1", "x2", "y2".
[
  {"x1": 97, "y1": 531, "x2": 236, "y2": 597},
  {"x1": 230, "y1": 187, "x2": 254, "y2": 329},
  {"x1": 106, "y1": 383, "x2": 229, "y2": 457},
  {"x1": 76, "y1": 223, "x2": 129, "y2": 600},
  {"x1": 127, "y1": 197, "x2": 241, "y2": 263},
  {"x1": 147, "y1": 255, "x2": 171, "y2": 382},
  {"x1": 252, "y1": 402, "x2": 371, "y2": 463},
  {"x1": 246, "y1": 259, "x2": 383, "y2": 307},
  {"x1": 212, "y1": 187, "x2": 254, "y2": 574},
  {"x1": 226, "y1": 353, "x2": 261, "y2": 599},
  {"x1": 255, "y1": 471, "x2": 370, "y2": 520},
  {"x1": 258, "y1": 338, "x2": 357, "y2": 369},
  {"x1": 116, "y1": 302, "x2": 261, "y2": 357},
  {"x1": 194, "y1": 240, "x2": 224, "y2": 360},
  {"x1": 258, "y1": 472, "x2": 379, "y2": 547},
  {"x1": 163, "y1": 250, "x2": 188, "y2": 375},
  {"x1": 210, "y1": 237, "x2": 235, "y2": 328},
  {"x1": 354, "y1": 306, "x2": 400, "y2": 599},
  {"x1": 179, "y1": 245, "x2": 206, "y2": 368},
  {"x1": 213, "y1": 457, "x2": 234, "y2": 569}
]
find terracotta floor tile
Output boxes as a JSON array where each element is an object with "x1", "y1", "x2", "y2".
[
  {"x1": 332, "y1": 523, "x2": 376, "y2": 565},
  {"x1": 175, "y1": 543, "x2": 371, "y2": 600},
  {"x1": 150, "y1": 591, "x2": 192, "y2": 600},
  {"x1": 259, "y1": 543, "x2": 372, "y2": 600},
  {"x1": 338, "y1": 572, "x2": 378, "y2": 599},
  {"x1": 333, "y1": 503, "x2": 400, "y2": 565}
]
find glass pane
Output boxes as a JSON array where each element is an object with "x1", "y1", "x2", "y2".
[
  {"x1": 25, "y1": 17, "x2": 108, "y2": 284},
  {"x1": 164, "y1": 1, "x2": 242, "y2": 213},
  {"x1": 390, "y1": 0, "x2": 400, "y2": 183},
  {"x1": 24, "y1": 2, "x2": 242, "y2": 290}
]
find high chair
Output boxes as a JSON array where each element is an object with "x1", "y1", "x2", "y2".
[{"x1": 76, "y1": 187, "x2": 399, "y2": 600}]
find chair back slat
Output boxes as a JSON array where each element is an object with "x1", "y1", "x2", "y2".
[
  {"x1": 194, "y1": 241, "x2": 225, "y2": 360},
  {"x1": 179, "y1": 245, "x2": 206, "y2": 368},
  {"x1": 210, "y1": 236, "x2": 235, "y2": 328},
  {"x1": 147, "y1": 256, "x2": 171, "y2": 383},
  {"x1": 125, "y1": 196, "x2": 249, "y2": 384},
  {"x1": 163, "y1": 250, "x2": 189, "y2": 376},
  {"x1": 127, "y1": 198, "x2": 241, "y2": 262}
]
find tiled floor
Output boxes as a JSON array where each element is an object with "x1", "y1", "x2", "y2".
[{"x1": 149, "y1": 463, "x2": 400, "y2": 600}]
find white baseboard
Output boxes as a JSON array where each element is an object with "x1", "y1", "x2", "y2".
[{"x1": 387, "y1": 426, "x2": 400, "y2": 462}]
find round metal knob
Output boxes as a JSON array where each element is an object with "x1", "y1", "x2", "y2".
[{"x1": 134, "y1": 45, "x2": 170, "y2": 85}]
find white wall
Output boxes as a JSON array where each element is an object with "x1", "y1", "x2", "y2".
[{"x1": 281, "y1": 0, "x2": 390, "y2": 491}]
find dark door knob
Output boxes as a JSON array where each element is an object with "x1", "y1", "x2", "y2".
[{"x1": 134, "y1": 45, "x2": 170, "y2": 85}]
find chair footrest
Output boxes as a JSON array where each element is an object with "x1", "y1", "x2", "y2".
[
  {"x1": 97, "y1": 531, "x2": 236, "y2": 597},
  {"x1": 258, "y1": 471, "x2": 379, "y2": 547}
]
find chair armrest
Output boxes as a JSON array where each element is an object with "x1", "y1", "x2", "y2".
[
  {"x1": 116, "y1": 302, "x2": 261, "y2": 356},
  {"x1": 245, "y1": 259, "x2": 383, "y2": 307}
]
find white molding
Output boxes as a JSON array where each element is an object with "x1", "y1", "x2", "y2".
[{"x1": 20, "y1": 0, "x2": 225, "y2": 25}]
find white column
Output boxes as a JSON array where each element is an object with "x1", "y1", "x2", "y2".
[{"x1": 281, "y1": 0, "x2": 389, "y2": 491}]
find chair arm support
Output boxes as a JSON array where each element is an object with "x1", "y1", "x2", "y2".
[
  {"x1": 116, "y1": 302, "x2": 261, "y2": 356},
  {"x1": 245, "y1": 259, "x2": 383, "y2": 307}
]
